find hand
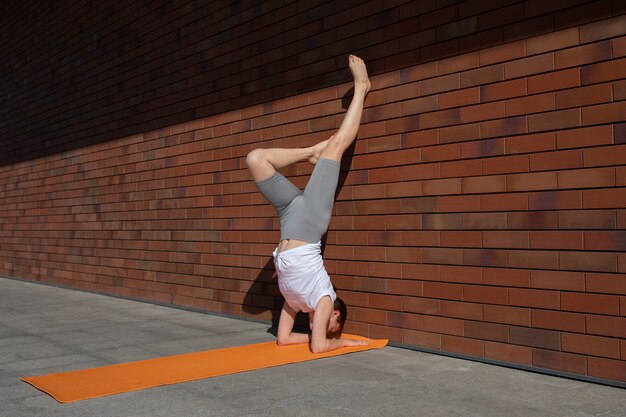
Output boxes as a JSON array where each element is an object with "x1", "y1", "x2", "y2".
[{"x1": 343, "y1": 338, "x2": 369, "y2": 347}]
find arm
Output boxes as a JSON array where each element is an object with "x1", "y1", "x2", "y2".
[
  {"x1": 310, "y1": 296, "x2": 368, "y2": 354},
  {"x1": 276, "y1": 302, "x2": 310, "y2": 346}
]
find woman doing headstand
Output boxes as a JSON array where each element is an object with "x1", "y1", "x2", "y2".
[{"x1": 246, "y1": 55, "x2": 370, "y2": 353}]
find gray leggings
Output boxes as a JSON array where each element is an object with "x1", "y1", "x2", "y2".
[{"x1": 255, "y1": 158, "x2": 341, "y2": 243}]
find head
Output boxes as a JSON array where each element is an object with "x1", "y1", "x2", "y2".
[{"x1": 327, "y1": 297, "x2": 347, "y2": 337}]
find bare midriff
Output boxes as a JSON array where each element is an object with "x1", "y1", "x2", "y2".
[{"x1": 276, "y1": 238, "x2": 308, "y2": 253}]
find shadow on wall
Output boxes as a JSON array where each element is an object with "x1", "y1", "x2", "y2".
[
  {"x1": 242, "y1": 90, "x2": 357, "y2": 332},
  {"x1": 1, "y1": 1, "x2": 613, "y2": 167}
]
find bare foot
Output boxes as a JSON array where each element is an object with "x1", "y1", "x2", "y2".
[
  {"x1": 308, "y1": 137, "x2": 331, "y2": 165},
  {"x1": 348, "y1": 54, "x2": 371, "y2": 93}
]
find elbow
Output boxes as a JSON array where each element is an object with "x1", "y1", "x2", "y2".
[
  {"x1": 310, "y1": 341, "x2": 326, "y2": 354},
  {"x1": 276, "y1": 336, "x2": 289, "y2": 346}
]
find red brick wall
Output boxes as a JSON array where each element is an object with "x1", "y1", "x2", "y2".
[{"x1": 1, "y1": 1, "x2": 625, "y2": 384}]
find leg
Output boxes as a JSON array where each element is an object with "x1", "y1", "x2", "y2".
[
  {"x1": 246, "y1": 146, "x2": 312, "y2": 183},
  {"x1": 320, "y1": 55, "x2": 371, "y2": 163}
]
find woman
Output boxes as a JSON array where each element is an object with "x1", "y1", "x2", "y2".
[{"x1": 246, "y1": 55, "x2": 371, "y2": 353}]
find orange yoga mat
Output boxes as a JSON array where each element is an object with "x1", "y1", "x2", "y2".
[{"x1": 22, "y1": 334, "x2": 387, "y2": 403}]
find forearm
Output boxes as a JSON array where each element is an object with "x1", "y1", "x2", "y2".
[
  {"x1": 310, "y1": 337, "x2": 350, "y2": 354},
  {"x1": 276, "y1": 331, "x2": 310, "y2": 346}
]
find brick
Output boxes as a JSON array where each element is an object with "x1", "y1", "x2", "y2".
[
  {"x1": 583, "y1": 188, "x2": 626, "y2": 209},
  {"x1": 441, "y1": 300, "x2": 483, "y2": 321},
  {"x1": 400, "y1": 96, "x2": 439, "y2": 116},
  {"x1": 556, "y1": 125, "x2": 614, "y2": 150},
  {"x1": 614, "y1": 36, "x2": 626, "y2": 59},
  {"x1": 505, "y1": 132, "x2": 556, "y2": 155},
  {"x1": 532, "y1": 349, "x2": 587, "y2": 375},
  {"x1": 422, "y1": 247, "x2": 463, "y2": 264},
  {"x1": 484, "y1": 341, "x2": 532, "y2": 365},
  {"x1": 531, "y1": 148, "x2": 583, "y2": 171},
  {"x1": 402, "y1": 129, "x2": 439, "y2": 148},
  {"x1": 587, "y1": 315, "x2": 626, "y2": 338},
  {"x1": 439, "y1": 87, "x2": 480, "y2": 109},
  {"x1": 387, "y1": 280, "x2": 423, "y2": 297},
  {"x1": 461, "y1": 138, "x2": 504, "y2": 158},
  {"x1": 480, "y1": 116, "x2": 527, "y2": 138},
  {"x1": 561, "y1": 333, "x2": 620, "y2": 359},
  {"x1": 403, "y1": 329, "x2": 441, "y2": 349},
  {"x1": 461, "y1": 101, "x2": 505, "y2": 123},
  {"x1": 421, "y1": 143, "x2": 461, "y2": 162},
  {"x1": 507, "y1": 172, "x2": 557, "y2": 192},
  {"x1": 531, "y1": 310, "x2": 585, "y2": 333},
  {"x1": 463, "y1": 249, "x2": 508, "y2": 268},
  {"x1": 385, "y1": 115, "x2": 421, "y2": 133},
  {"x1": 559, "y1": 251, "x2": 617, "y2": 273},
  {"x1": 581, "y1": 57, "x2": 626, "y2": 85},
  {"x1": 385, "y1": 81, "x2": 421, "y2": 103},
  {"x1": 483, "y1": 268, "x2": 530, "y2": 288},
  {"x1": 462, "y1": 213, "x2": 508, "y2": 230},
  {"x1": 437, "y1": 52, "x2": 479, "y2": 75},
  {"x1": 403, "y1": 295, "x2": 442, "y2": 315},
  {"x1": 582, "y1": 102, "x2": 626, "y2": 126},
  {"x1": 484, "y1": 305, "x2": 530, "y2": 326},
  {"x1": 556, "y1": 41, "x2": 612, "y2": 70},
  {"x1": 526, "y1": 27, "x2": 579, "y2": 55},
  {"x1": 528, "y1": 68, "x2": 580, "y2": 94},
  {"x1": 401, "y1": 263, "x2": 440, "y2": 281},
  {"x1": 558, "y1": 209, "x2": 616, "y2": 229},
  {"x1": 580, "y1": 14, "x2": 626, "y2": 43},
  {"x1": 366, "y1": 103, "x2": 401, "y2": 122},
  {"x1": 399, "y1": 61, "x2": 438, "y2": 83},
  {"x1": 510, "y1": 288, "x2": 560, "y2": 310},
  {"x1": 616, "y1": 123, "x2": 626, "y2": 144},
  {"x1": 480, "y1": 78, "x2": 527, "y2": 102},
  {"x1": 507, "y1": 250, "x2": 559, "y2": 270},
  {"x1": 529, "y1": 191, "x2": 581, "y2": 212},
  {"x1": 439, "y1": 195, "x2": 481, "y2": 212},
  {"x1": 465, "y1": 321, "x2": 509, "y2": 343},
  {"x1": 440, "y1": 159, "x2": 482, "y2": 178},
  {"x1": 421, "y1": 178, "x2": 462, "y2": 195},
  {"x1": 510, "y1": 327, "x2": 560, "y2": 350},
  {"x1": 423, "y1": 316, "x2": 465, "y2": 336},
  {"x1": 387, "y1": 311, "x2": 423, "y2": 330},
  {"x1": 615, "y1": 80, "x2": 626, "y2": 100},
  {"x1": 422, "y1": 281, "x2": 464, "y2": 301},
  {"x1": 370, "y1": 293, "x2": 403, "y2": 311},
  {"x1": 585, "y1": 272, "x2": 626, "y2": 295},
  {"x1": 562, "y1": 292, "x2": 620, "y2": 315},
  {"x1": 505, "y1": 93, "x2": 555, "y2": 117},
  {"x1": 558, "y1": 167, "x2": 615, "y2": 189},
  {"x1": 420, "y1": 74, "x2": 460, "y2": 96},
  {"x1": 556, "y1": 83, "x2": 612, "y2": 109},
  {"x1": 505, "y1": 53, "x2": 554, "y2": 79},
  {"x1": 401, "y1": 230, "x2": 439, "y2": 246},
  {"x1": 479, "y1": 40, "x2": 526, "y2": 66},
  {"x1": 461, "y1": 64, "x2": 505, "y2": 88},
  {"x1": 463, "y1": 285, "x2": 508, "y2": 305},
  {"x1": 440, "y1": 123, "x2": 481, "y2": 144},
  {"x1": 442, "y1": 335, "x2": 485, "y2": 357},
  {"x1": 440, "y1": 265, "x2": 482, "y2": 284},
  {"x1": 528, "y1": 108, "x2": 581, "y2": 133},
  {"x1": 531, "y1": 270, "x2": 584, "y2": 292},
  {"x1": 587, "y1": 357, "x2": 626, "y2": 383},
  {"x1": 482, "y1": 231, "x2": 529, "y2": 249},
  {"x1": 585, "y1": 231, "x2": 626, "y2": 252},
  {"x1": 355, "y1": 307, "x2": 387, "y2": 325}
]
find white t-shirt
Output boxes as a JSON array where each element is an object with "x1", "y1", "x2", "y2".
[{"x1": 273, "y1": 241, "x2": 337, "y2": 313}]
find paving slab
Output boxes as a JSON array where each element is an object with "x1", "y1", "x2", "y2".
[{"x1": 1, "y1": 277, "x2": 624, "y2": 417}]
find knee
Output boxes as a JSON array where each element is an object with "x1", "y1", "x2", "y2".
[{"x1": 245, "y1": 148, "x2": 266, "y2": 168}]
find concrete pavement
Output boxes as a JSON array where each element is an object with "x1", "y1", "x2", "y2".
[{"x1": 1, "y1": 277, "x2": 624, "y2": 417}]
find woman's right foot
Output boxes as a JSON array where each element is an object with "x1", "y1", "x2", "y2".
[
  {"x1": 348, "y1": 54, "x2": 371, "y2": 93},
  {"x1": 308, "y1": 138, "x2": 330, "y2": 165}
]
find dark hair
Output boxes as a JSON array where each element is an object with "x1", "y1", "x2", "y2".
[{"x1": 334, "y1": 297, "x2": 347, "y2": 329}]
